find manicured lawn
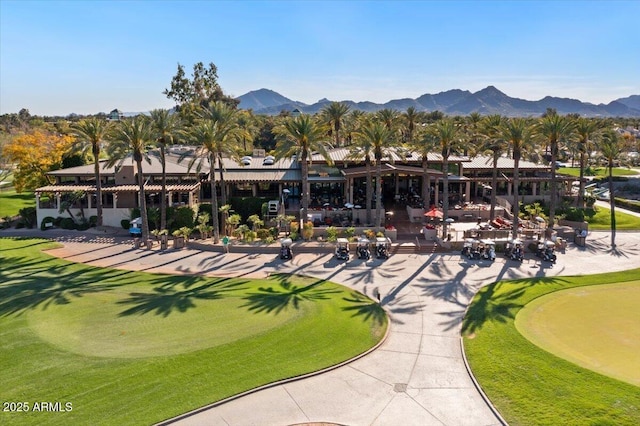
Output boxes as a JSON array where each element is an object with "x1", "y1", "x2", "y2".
[
  {"x1": 585, "y1": 205, "x2": 640, "y2": 230},
  {"x1": 0, "y1": 238, "x2": 387, "y2": 425},
  {"x1": 463, "y1": 269, "x2": 640, "y2": 426},
  {"x1": 515, "y1": 281, "x2": 640, "y2": 387},
  {"x1": 0, "y1": 188, "x2": 34, "y2": 217},
  {"x1": 557, "y1": 166, "x2": 639, "y2": 177}
]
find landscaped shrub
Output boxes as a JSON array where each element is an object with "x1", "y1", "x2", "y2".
[
  {"x1": 18, "y1": 207, "x2": 37, "y2": 229},
  {"x1": 326, "y1": 226, "x2": 339, "y2": 242},
  {"x1": 269, "y1": 226, "x2": 279, "y2": 238},
  {"x1": 344, "y1": 227, "x2": 356, "y2": 239},
  {"x1": 302, "y1": 221, "x2": 314, "y2": 241},
  {"x1": 75, "y1": 221, "x2": 90, "y2": 231},
  {"x1": 54, "y1": 216, "x2": 65, "y2": 226},
  {"x1": 245, "y1": 230, "x2": 257, "y2": 242},
  {"x1": 121, "y1": 219, "x2": 130, "y2": 230},
  {"x1": 89, "y1": 215, "x2": 98, "y2": 227},
  {"x1": 60, "y1": 217, "x2": 75, "y2": 230},
  {"x1": 198, "y1": 203, "x2": 213, "y2": 220},
  {"x1": 40, "y1": 216, "x2": 55, "y2": 230},
  {"x1": 363, "y1": 229, "x2": 375, "y2": 239},
  {"x1": 130, "y1": 208, "x2": 141, "y2": 219},
  {"x1": 172, "y1": 206, "x2": 195, "y2": 230},
  {"x1": 256, "y1": 228, "x2": 271, "y2": 241}
]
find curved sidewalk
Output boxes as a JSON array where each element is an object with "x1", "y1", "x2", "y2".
[{"x1": 5, "y1": 228, "x2": 640, "y2": 426}]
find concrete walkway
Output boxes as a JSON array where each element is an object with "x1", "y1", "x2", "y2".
[{"x1": 3, "y1": 226, "x2": 639, "y2": 426}]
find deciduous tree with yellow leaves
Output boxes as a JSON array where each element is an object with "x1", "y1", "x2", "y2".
[{"x1": 3, "y1": 130, "x2": 75, "y2": 192}]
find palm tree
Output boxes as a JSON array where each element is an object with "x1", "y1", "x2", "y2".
[
  {"x1": 273, "y1": 114, "x2": 332, "y2": 223},
  {"x1": 410, "y1": 127, "x2": 438, "y2": 206},
  {"x1": 149, "y1": 109, "x2": 181, "y2": 231},
  {"x1": 71, "y1": 117, "x2": 112, "y2": 226},
  {"x1": 574, "y1": 117, "x2": 599, "y2": 208},
  {"x1": 321, "y1": 101, "x2": 350, "y2": 147},
  {"x1": 599, "y1": 129, "x2": 623, "y2": 249},
  {"x1": 377, "y1": 108, "x2": 399, "y2": 132},
  {"x1": 478, "y1": 114, "x2": 506, "y2": 220},
  {"x1": 536, "y1": 114, "x2": 575, "y2": 231},
  {"x1": 501, "y1": 118, "x2": 534, "y2": 239},
  {"x1": 402, "y1": 106, "x2": 422, "y2": 143},
  {"x1": 179, "y1": 120, "x2": 225, "y2": 243},
  {"x1": 106, "y1": 116, "x2": 154, "y2": 242},
  {"x1": 197, "y1": 101, "x2": 247, "y2": 205},
  {"x1": 354, "y1": 121, "x2": 396, "y2": 228},
  {"x1": 429, "y1": 118, "x2": 465, "y2": 237},
  {"x1": 347, "y1": 115, "x2": 375, "y2": 225},
  {"x1": 465, "y1": 112, "x2": 483, "y2": 156}
]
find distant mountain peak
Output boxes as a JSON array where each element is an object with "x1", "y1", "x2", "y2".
[{"x1": 235, "y1": 86, "x2": 640, "y2": 117}]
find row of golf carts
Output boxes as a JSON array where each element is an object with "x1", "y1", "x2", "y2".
[
  {"x1": 336, "y1": 237, "x2": 390, "y2": 261},
  {"x1": 461, "y1": 238, "x2": 557, "y2": 263}
]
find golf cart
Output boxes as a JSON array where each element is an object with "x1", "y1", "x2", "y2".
[
  {"x1": 357, "y1": 237, "x2": 371, "y2": 260},
  {"x1": 541, "y1": 240, "x2": 557, "y2": 263},
  {"x1": 505, "y1": 238, "x2": 524, "y2": 262},
  {"x1": 279, "y1": 238, "x2": 293, "y2": 260},
  {"x1": 376, "y1": 237, "x2": 391, "y2": 259},
  {"x1": 335, "y1": 238, "x2": 350, "y2": 261},
  {"x1": 480, "y1": 239, "x2": 496, "y2": 261},
  {"x1": 129, "y1": 217, "x2": 143, "y2": 237}
]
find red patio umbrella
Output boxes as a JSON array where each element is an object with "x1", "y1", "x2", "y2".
[{"x1": 424, "y1": 207, "x2": 444, "y2": 219}]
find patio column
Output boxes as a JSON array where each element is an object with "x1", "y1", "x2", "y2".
[
  {"x1": 252, "y1": 184, "x2": 257, "y2": 197},
  {"x1": 188, "y1": 191, "x2": 193, "y2": 207},
  {"x1": 434, "y1": 178, "x2": 439, "y2": 206},
  {"x1": 35, "y1": 193, "x2": 41, "y2": 209},
  {"x1": 507, "y1": 182, "x2": 512, "y2": 196},
  {"x1": 56, "y1": 192, "x2": 61, "y2": 211},
  {"x1": 113, "y1": 193, "x2": 118, "y2": 209},
  {"x1": 348, "y1": 177, "x2": 354, "y2": 204},
  {"x1": 394, "y1": 174, "x2": 399, "y2": 196},
  {"x1": 465, "y1": 181, "x2": 470, "y2": 203},
  {"x1": 532, "y1": 182, "x2": 537, "y2": 197},
  {"x1": 87, "y1": 193, "x2": 92, "y2": 209}
]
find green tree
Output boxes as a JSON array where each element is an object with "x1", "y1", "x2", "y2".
[
  {"x1": 429, "y1": 118, "x2": 465, "y2": 237},
  {"x1": 180, "y1": 120, "x2": 225, "y2": 243},
  {"x1": 599, "y1": 129, "x2": 623, "y2": 249},
  {"x1": 197, "y1": 101, "x2": 248, "y2": 205},
  {"x1": 402, "y1": 106, "x2": 422, "y2": 144},
  {"x1": 574, "y1": 118, "x2": 600, "y2": 208},
  {"x1": 321, "y1": 101, "x2": 350, "y2": 147},
  {"x1": 273, "y1": 114, "x2": 332, "y2": 223},
  {"x1": 106, "y1": 116, "x2": 154, "y2": 242},
  {"x1": 71, "y1": 117, "x2": 112, "y2": 226},
  {"x1": 536, "y1": 114, "x2": 575, "y2": 230},
  {"x1": 354, "y1": 121, "x2": 397, "y2": 228},
  {"x1": 149, "y1": 109, "x2": 181, "y2": 231},
  {"x1": 409, "y1": 127, "x2": 438, "y2": 206},
  {"x1": 163, "y1": 62, "x2": 238, "y2": 122},
  {"x1": 501, "y1": 118, "x2": 534, "y2": 239},
  {"x1": 478, "y1": 114, "x2": 507, "y2": 220}
]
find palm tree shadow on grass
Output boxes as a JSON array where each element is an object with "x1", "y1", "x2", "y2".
[
  {"x1": 341, "y1": 291, "x2": 386, "y2": 325},
  {"x1": 241, "y1": 276, "x2": 341, "y2": 315},
  {"x1": 0, "y1": 256, "x2": 132, "y2": 317},
  {"x1": 118, "y1": 278, "x2": 247, "y2": 317},
  {"x1": 459, "y1": 283, "x2": 527, "y2": 335}
]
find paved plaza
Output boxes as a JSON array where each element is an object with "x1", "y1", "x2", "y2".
[{"x1": 3, "y1": 227, "x2": 640, "y2": 426}]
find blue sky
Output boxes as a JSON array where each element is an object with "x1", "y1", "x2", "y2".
[{"x1": 1, "y1": 0, "x2": 639, "y2": 116}]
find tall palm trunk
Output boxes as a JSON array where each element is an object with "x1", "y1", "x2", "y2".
[
  {"x1": 490, "y1": 151, "x2": 498, "y2": 220},
  {"x1": 135, "y1": 157, "x2": 150, "y2": 242},
  {"x1": 160, "y1": 144, "x2": 167, "y2": 230},
  {"x1": 210, "y1": 153, "x2": 220, "y2": 243},
  {"x1": 375, "y1": 161, "x2": 382, "y2": 228},
  {"x1": 218, "y1": 152, "x2": 227, "y2": 205},
  {"x1": 442, "y1": 158, "x2": 449, "y2": 238},
  {"x1": 577, "y1": 150, "x2": 586, "y2": 208},
  {"x1": 93, "y1": 144, "x2": 103, "y2": 227},
  {"x1": 300, "y1": 153, "x2": 309, "y2": 225},
  {"x1": 548, "y1": 141, "x2": 558, "y2": 231},
  {"x1": 365, "y1": 156, "x2": 372, "y2": 225},
  {"x1": 608, "y1": 161, "x2": 616, "y2": 249},
  {"x1": 512, "y1": 156, "x2": 520, "y2": 240},
  {"x1": 421, "y1": 158, "x2": 429, "y2": 205}
]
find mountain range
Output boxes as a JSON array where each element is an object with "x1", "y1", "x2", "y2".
[{"x1": 237, "y1": 87, "x2": 640, "y2": 117}]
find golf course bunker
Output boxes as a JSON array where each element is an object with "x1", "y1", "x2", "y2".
[{"x1": 515, "y1": 281, "x2": 640, "y2": 387}]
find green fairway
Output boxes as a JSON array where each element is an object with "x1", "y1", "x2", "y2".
[
  {"x1": 0, "y1": 188, "x2": 34, "y2": 217},
  {"x1": 586, "y1": 205, "x2": 640, "y2": 230},
  {"x1": 515, "y1": 281, "x2": 640, "y2": 387},
  {"x1": 558, "y1": 166, "x2": 639, "y2": 177},
  {"x1": 463, "y1": 269, "x2": 640, "y2": 426},
  {"x1": 0, "y1": 238, "x2": 387, "y2": 425}
]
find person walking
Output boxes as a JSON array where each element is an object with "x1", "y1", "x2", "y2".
[{"x1": 222, "y1": 235, "x2": 230, "y2": 253}]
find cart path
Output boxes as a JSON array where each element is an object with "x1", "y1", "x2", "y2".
[{"x1": 7, "y1": 229, "x2": 640, "y2": 426}]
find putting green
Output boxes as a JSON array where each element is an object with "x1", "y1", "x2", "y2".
[
  {"x1": 27, "y1": 278, "x2": 305, "y2": 358},
  {"x1": 515, "y1": 281, "x2": 640, "y2": 386}
]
